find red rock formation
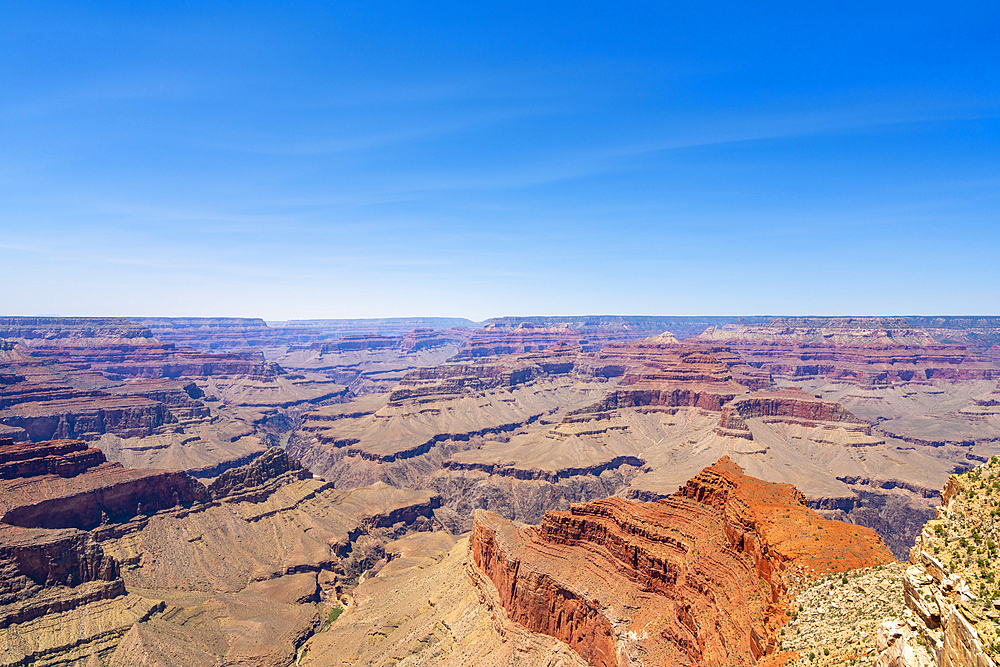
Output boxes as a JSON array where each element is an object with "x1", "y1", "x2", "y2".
[
  {"x1": 387, "y1": 346, "x2": 579, "y2": 406},
  {"x1": 715, "y1": 388, "x2": 870, "y2": 439},
  {"x1": 696, "y1": 320, "x2": 998, "y2": 385},
  {"x1": 0, "y1": 437, "x2": 107, "y2": 478},
  {"x1": 0, "y1": 438, "x2": 209, "y2": 529},
  {"x1": 472, "y1": 457, "x2": 893, "y2": 667},
  {"x1": 721, "y1": 389, "x2": 864, "y2": 424},
  {"x1": 0, "y1": 434, "x2": 208, "y2": 657},
  {"x1": 576, "y1": 340, "x2": 769, "y2": 415}
]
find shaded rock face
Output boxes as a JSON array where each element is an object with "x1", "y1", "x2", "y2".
[
  {"x1": 207, "y1": 446, "x2": 311, "y2": 499},
  {"x1": 0, "y1": 525, "x2": 123, "y2": 629},
  {"x1": 0, "y1": 438, "x2": 107, "y2": 478},
  {"x1": 473, "y1": 457, "x2": 894, "y2": 667},
  {"x1": 724, "y1": 390, "x2": 865, "y2": 425},
  {"x1": 715, "y1": 388, "x2": 870, "y2": 440},
  {"x1": 0, "y1": 437, "x2": 212, "y2": 664}
]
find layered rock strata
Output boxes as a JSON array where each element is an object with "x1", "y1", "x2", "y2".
[
  {"x1": 875, "y1": 456, "x2": 1000, "y2": 666},
  {"x1": 0, "y1": 437, "x2": 207, "y2": 666},
  {"x1": 473, "y1": 457, "x2": 894, "y2": 667},
  {"x1": 0, "y1": 437, "x2": 444, "y2": 666},
  {"x1": 0, "y1": 438, "x2": 208, "y2": 529},
  {"x1": 715, "y1": 389, "x2": 871, "y2": 440},
  {"x1": 696, "y1": 319, "x2": 998, "y2": 385},
  {"x1": 0, "y1": 318, "x2": 330, "y2": 475}
]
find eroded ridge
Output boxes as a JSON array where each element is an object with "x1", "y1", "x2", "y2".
[
  {"x1": 874, "y1": 455, "x2": 1000, "y2": 667},
  {"x1": 472, "y1": 457, "x2": 894, "y2": 667}
]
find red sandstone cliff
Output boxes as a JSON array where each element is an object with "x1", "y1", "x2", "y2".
[
  {"x1": 575, "y1": 340, "x2": 771, "y2": 416},
  {"x1": 472, "y1": 457, "x2": 894, "y2": 667},
  {"x1": 0, "y1": 438, "x2": 209, "y2": 529}
]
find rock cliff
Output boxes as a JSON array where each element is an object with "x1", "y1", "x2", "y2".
[
  {"x1": 0, "y1": 438, "x2": 209, "y2": 529},
  {"x1": 874, "y1": 455, "x2": 1000, "y2": 667},
  {"x1": 472, "y1": 457, "x2": 894, "y2": 667}
]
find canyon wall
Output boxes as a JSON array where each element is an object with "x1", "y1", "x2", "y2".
[{"x1": 473, "y1": 457, "x2": 894, "y2": 667}]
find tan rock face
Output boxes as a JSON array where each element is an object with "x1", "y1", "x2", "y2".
[
  {"x1": 0, "y1": 436, "x2": 444, "y2": 666},
  {"x1": 878, "y1": 455, "x2": 1000, "y2": 667},
  {"x1": 472, "y1": 457, "x2": 894, "y2": 667},
  {"x1": 299, "y1": 532, "x2": 589, "y2": 667}
]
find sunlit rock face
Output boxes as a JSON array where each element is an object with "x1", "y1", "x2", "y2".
[{"x1": 473, "y1": 457, "x2": 894, "y2": 667}]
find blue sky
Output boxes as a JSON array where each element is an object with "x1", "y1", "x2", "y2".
[{"x1": 1, "y1": 2, "x2": 998, "y2": 320}]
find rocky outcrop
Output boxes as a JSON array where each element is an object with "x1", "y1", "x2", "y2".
[
  {"x1": 473, "y1": 457, "x2": 894, "y2": 667},
  {"x1": 875, "y1": 456, "x2": 1000, "y2": 667},
  {"x1": 575, "y1": 340, "x2": 770, "y2": 417},
  {"x1": 0, "y1": 438, "x2": 209, "y2": 530},
  {"x1": 387, "y1": 357, "x2": 555, "y2": 405},
  {"x1": 0, "y1": 436, "x2": 211, "y2": 665},
  {"x1": 0, "y1": 524, "x2": 123, "y2": 628},
  {"x1": 0, "y1": 438, "x2": 107, "y2": 479},
  {"x1": 723, "y1": 389, "x2": 866, "y2": 425},
  {"x1": 207, "y1": 446, "x2": 311, "y2": 499}
]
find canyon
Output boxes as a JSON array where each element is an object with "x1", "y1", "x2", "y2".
[{"x1": 3, "y1": 314, "x2": 1000, "y2": 666}]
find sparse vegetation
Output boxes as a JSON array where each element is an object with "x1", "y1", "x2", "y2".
[{"x1": 781, "y1": 562, "x2": 908, "y2": 666}]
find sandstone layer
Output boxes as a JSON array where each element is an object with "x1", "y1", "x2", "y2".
[
  {"x1": 0, "y1": 318, "x2": 346, "y2": 476},
  {"x1": 472, "y1": 457, "x2": 893, "y2": 667},
  {"x1": 299, "y1": 531, "x2": 589, "y2": 667}
]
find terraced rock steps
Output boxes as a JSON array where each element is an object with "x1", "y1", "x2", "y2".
[
  {"x1": 472, "y1": 457, "x2": 894, "y2": 667},
  {"x1": 0, "y1": 438, "x2": 443, "y2": 666},
  {"x1": 695, "y1": 319, "x2": 998, "y2": 385}
]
